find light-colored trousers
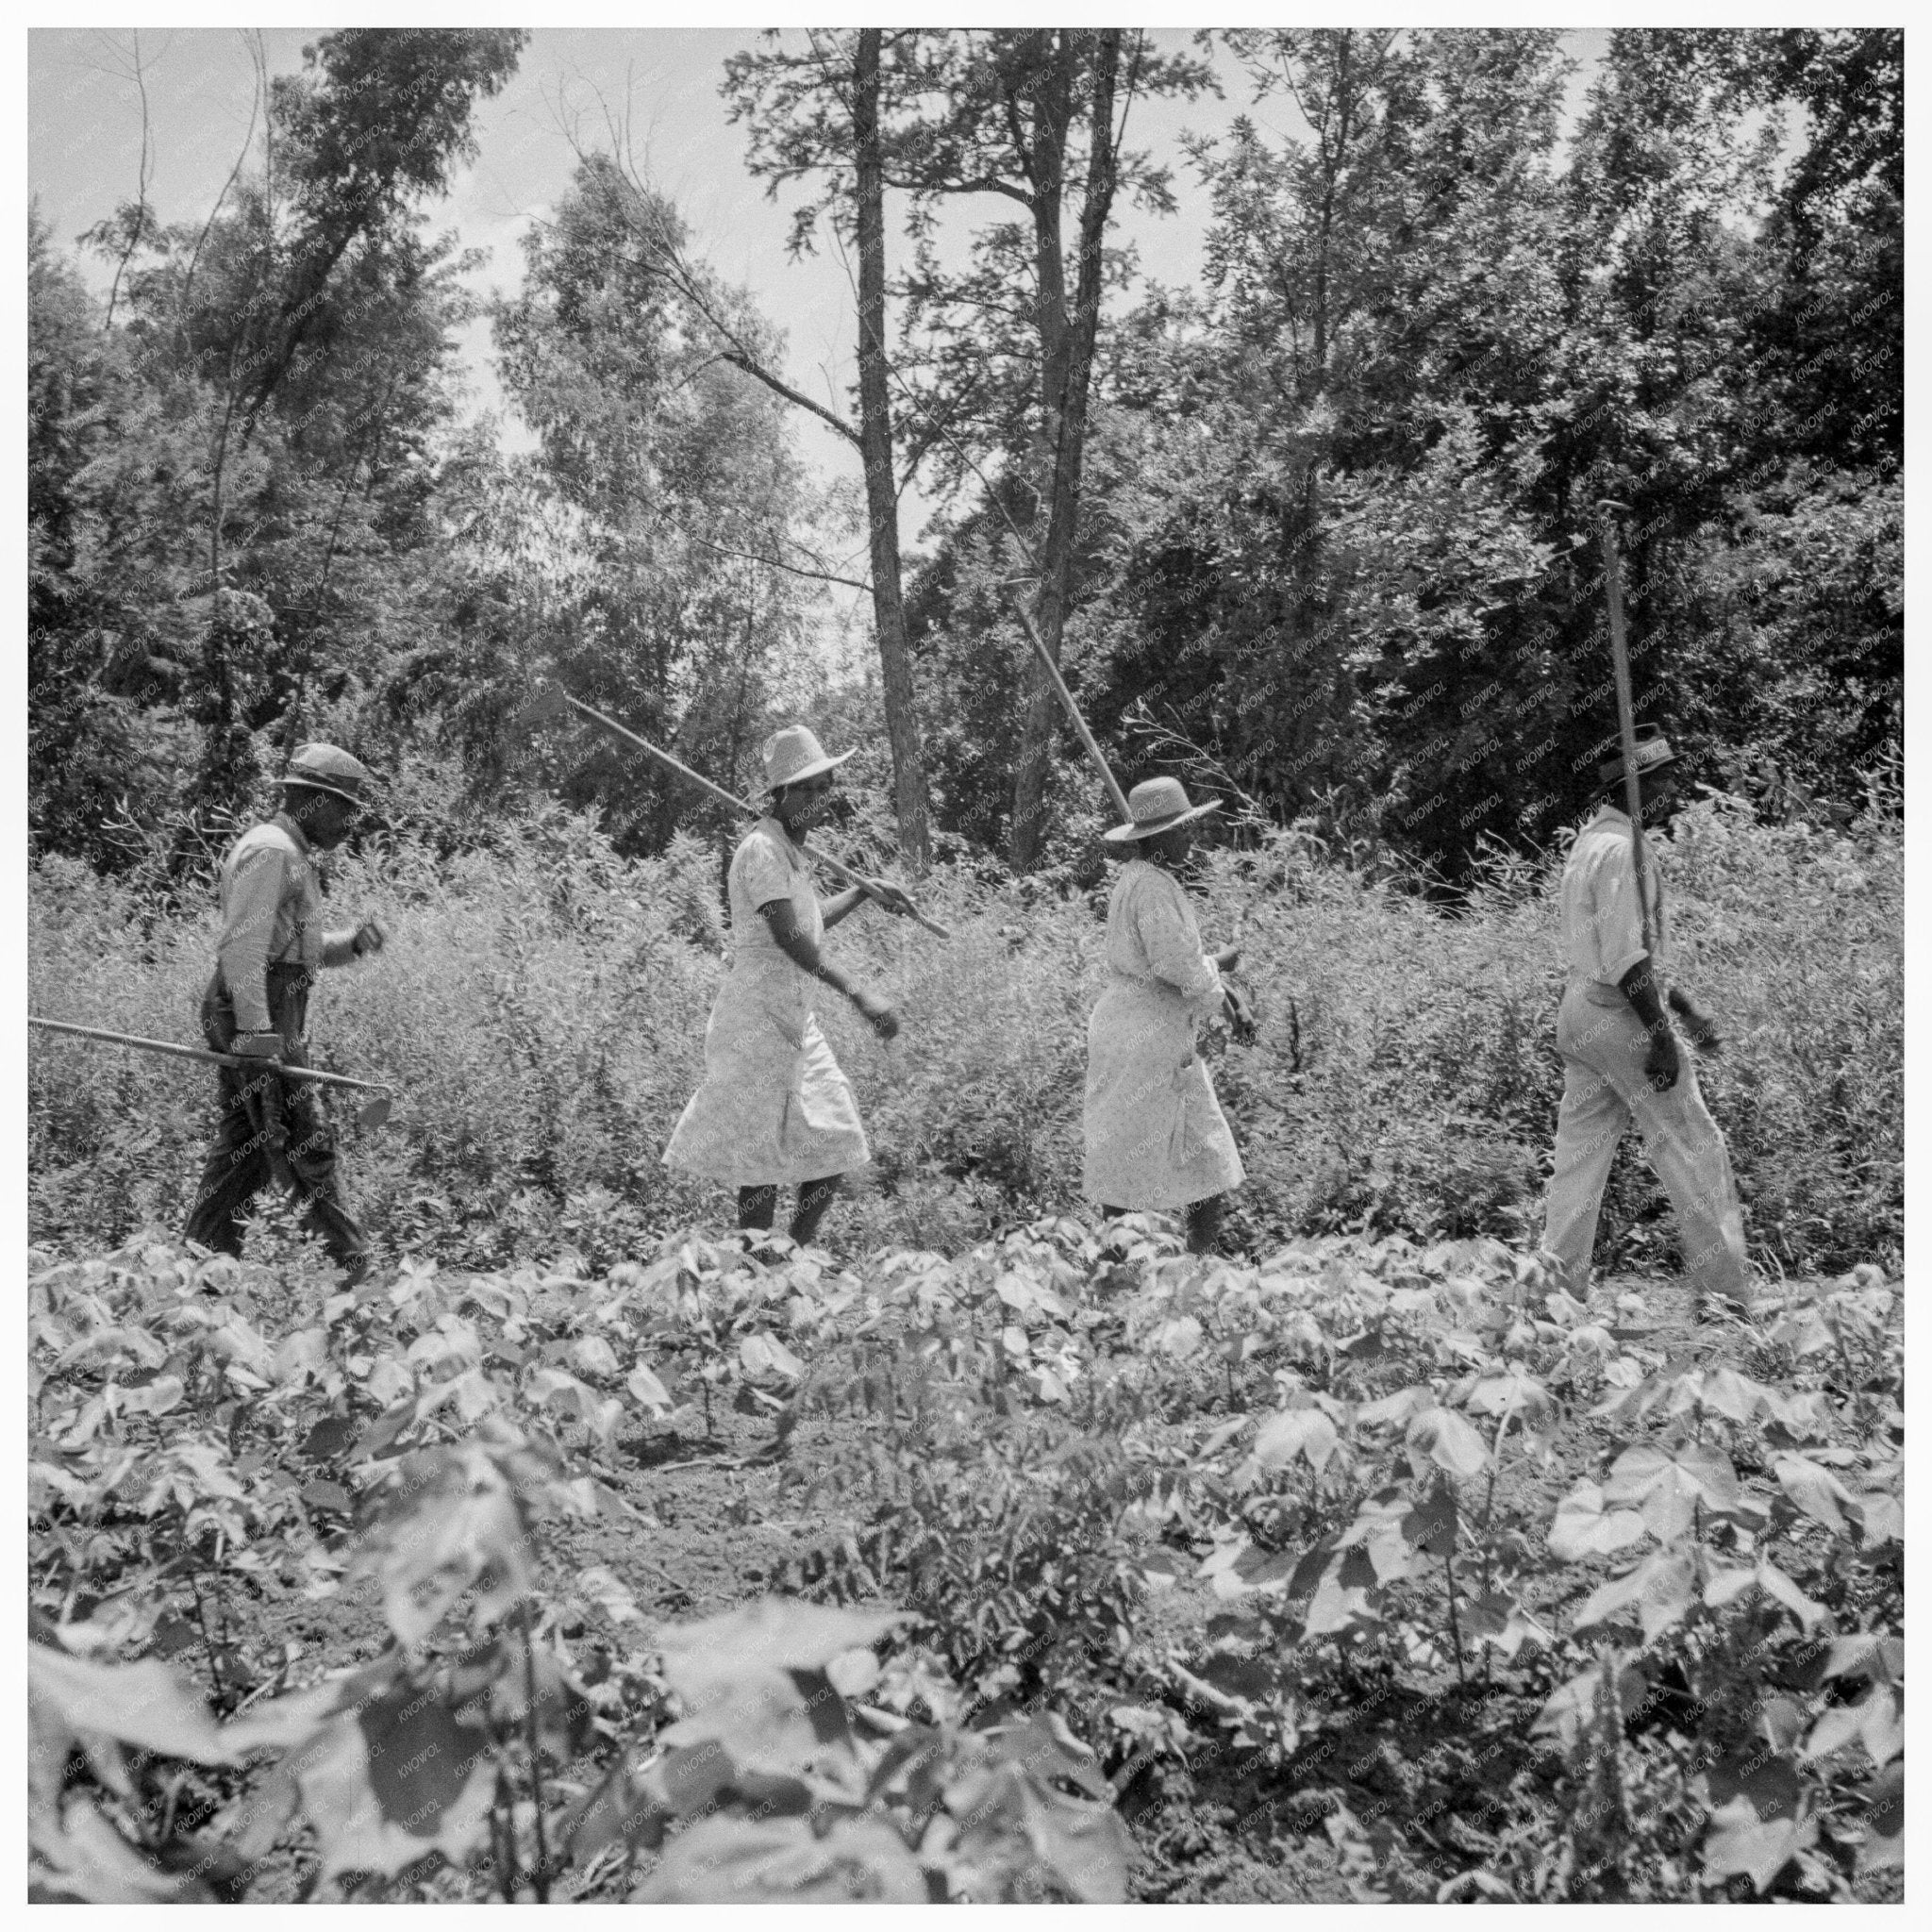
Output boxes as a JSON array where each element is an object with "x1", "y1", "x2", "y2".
[{"x1": 1542, "y1": 979, "x2": 1750, "y2": 1300}]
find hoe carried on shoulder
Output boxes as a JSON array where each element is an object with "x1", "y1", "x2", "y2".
[
  {"x1": 28, "y1": 1018, "x2": 395, "y2": 1129},
  {"x1": 1004, "y1": 587, "x2": 1257, "y2": 1045},
  {"x1": 510, "y1": 683, "x2": 952, "y2": 941},
  {"x1": 1595, "y1": 499, "x2": 1658, "y2": 954}
]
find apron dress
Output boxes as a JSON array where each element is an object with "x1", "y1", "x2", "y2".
[
  {"x1": 1082, "y1": 858, "x2": 1245, "y2": 1210},
  {"x1": 663, "y1": 817, "x2": 871, "y2": 1187}
]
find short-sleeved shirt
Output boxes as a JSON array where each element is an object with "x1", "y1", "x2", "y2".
[
  {"x1": 216, "y1": 812, "x2": 325, "y2": 1031},
  {"x1": 1559, "y1": 807, "x2": 1668, "y2": 989},
  {"x1": 726, "y1": 818, "x2": 818, "y2": 959}
]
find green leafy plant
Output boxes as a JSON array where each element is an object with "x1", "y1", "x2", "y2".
[
  {"x1": 25, "y1": 1222, "x2": 1901, "y2": 1904},
  {"x1": 567, "y1": 1597, "x2": 1133, "y2": 1901}
]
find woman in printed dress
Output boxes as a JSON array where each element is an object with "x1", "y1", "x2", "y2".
[
  {"x1": 664, "y1": 725, "x2": 912, "y2": 1246},
  {"x1": 1084, "y1": 776, "x2": 1246, "y2": 1255}
]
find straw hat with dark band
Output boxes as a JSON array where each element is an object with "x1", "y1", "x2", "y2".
[
  {"x1": 761, "y1": 725, "x2": 856, "y2": 792},
  {"x1": 282, "y1": 742, "x2": 376, "y2": 808},
  {"x1": 1598, "y1": 724, "x2": 1679, "y2": 789},
  {"x1": 1102, "y1": 775, "x2": 1222, "y2": 845}
]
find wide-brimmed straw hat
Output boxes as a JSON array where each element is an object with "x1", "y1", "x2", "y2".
[
  {"x1": 761, "y1": 725, "x2": 856, "y2": 793},
  {"x1": 1598, "y1": 724, "x2": 1679, "y2": 789},
  {"x1": 282, "y1": 742, "x2": 375, "y2": 808},
  {"x1": 1102, "y1": 774, "x2": 1221, "y2": 845}
]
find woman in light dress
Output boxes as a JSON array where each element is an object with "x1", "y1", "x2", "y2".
[
  {"x1": 664, "y1": 725, "x2": 912, "y2": 1246},
  {"x1": 1084, "y1": 776, "x2": 1246, "y2": 1255}
]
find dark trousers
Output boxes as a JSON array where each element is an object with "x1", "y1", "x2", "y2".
[{"x1": 183, "y1": 964, "x2": 367, "y2": 1272}]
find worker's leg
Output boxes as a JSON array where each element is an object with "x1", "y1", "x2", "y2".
[
  {"x1": 281, "y1": 1080, "x2": 370, "y2": 1281},
  {"x1": 1185, "y1": 1192, "x2": 1224, "y2": 1256},
  {"x1": 184, "y1": 974, "x2": 267, "y2": 1257},
  {"x1": 1542, "y1": 991, "x2": 1634, "y2": 1297},
  {"x1": 261, "y1": 971, "x2": 367, "y2": 1281},
  {"x1": 1557, "y1": 987, "x2": 1752, "y2": 1307},
  {"x1": 738, "y1": 1185, "x2": 778, "y2": 1232},
  {"x1": 790, "y1": 1174, "x2": 843, "y2": 1247},
  {"x1": 184, "y1": 1064, "x2": 272, "y2": 1258},
  {"x1": 1624, "y1": 1061, "x2": 1752, "y2": 1307}
]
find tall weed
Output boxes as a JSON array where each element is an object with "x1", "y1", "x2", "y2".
[{"x1": 28, "y1": 790, "x2": 1900, "y2": 1277}]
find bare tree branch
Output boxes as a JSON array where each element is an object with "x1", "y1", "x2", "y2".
[
  {"x1": 178, "y1": 33, "x2": 264, "y2": 360},
  {"x1": 883, "y1": 170, "x2": 1035, "y2": 208},
  {"x1": 550, "y1": 90, "x2": 864, "y2": 448},
  {"x1": 99, "y1": 27, "x2": 155, "y2": 330},
  {"x1": 658, "y1": 503, "x2": 873, "y2": 592},
  {"x1": 730, "y1": 541, "x2": 871, "y2": 593},
  {"x1": 826, "y1": 215, "x2": 1044, "y2": 575},
  {"x1": 720, "y1": 350, "x2": 860, "y2": 446}
]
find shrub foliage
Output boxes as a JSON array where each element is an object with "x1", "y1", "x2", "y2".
[{"x1": 28, "y1": 783, "x2": 1902, "y2": 1276}]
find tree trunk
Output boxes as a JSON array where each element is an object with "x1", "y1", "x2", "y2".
[
  {"x1": 1009, "y1": 29, "x2": 1124, "y2": 871},
  {"x1": 854, "y1": 27, "x2": 932, "y2": 873}
]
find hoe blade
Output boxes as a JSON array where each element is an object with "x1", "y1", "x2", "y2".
[
  {"x1": 509, "y1": 682, "x2": 573, "y2": 736},
  {"x1": 355, "y1": 1093, "x2": 393, "y2": 1131}
]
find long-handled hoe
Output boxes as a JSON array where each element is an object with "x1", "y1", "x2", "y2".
[
  {"x1": 1003, "y1": 585, "x2": 1256, "y2": 1043},
  {"x1": 27, "y1": 1017, "x2": 395, "y2": 1129},
  {"x1": 1595, "y1": 499, "x2": 1659, "y2": 952},
  {"x1": 508, "y1": 682, "x2": 952, "y2": 941}
]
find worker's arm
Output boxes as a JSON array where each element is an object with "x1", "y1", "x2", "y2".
[
  {"x1": 760, "y1": 900, "x2": 899, "y2": 1040},
  {"x1": 320, "y1": 917, "x2": 387, "y2": 969},
  {"x1": 1204, "y1": 944, "x2": 1257, "y2": 1041},
  {"x1": 1138, "y1": 879, "x2": 1226, "y2": 1024},
  {"x1": 1617, "y1": 956, "x2": 1681, "y2": 1091},
  {"x1": 821, "y1": 879, "x2": 915, "y2": 931},
  {"x1": 1667, "y1": 985, "x2": 1723, "y2": 1054},
  {"x1": 1591, "y1": 833, "x2": 1698, "y2": 1082}
]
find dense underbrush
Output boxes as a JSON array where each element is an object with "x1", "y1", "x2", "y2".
[
  {"x1": 28, "y1": 783, "x2": 1901, "y2": 1280},
  {"x1": 29, "y1": 1222, "x2": 1902, "y2": 1901}
]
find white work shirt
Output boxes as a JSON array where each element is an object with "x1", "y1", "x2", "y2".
[
  {"x1": 215, "y1": 812, "x2": 325, "y2": 1031},
  {"x1": 1559, "y1": 806, "x2": 1668, "y2": 988}
]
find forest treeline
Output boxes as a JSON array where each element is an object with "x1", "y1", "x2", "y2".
[{"x1": 29, "y1": 27, "x2": 1901, "y2": 884}]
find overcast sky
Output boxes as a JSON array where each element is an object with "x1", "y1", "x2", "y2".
[{"x1": 30, "y1": 26, "x2": 1607, "y2": 537}]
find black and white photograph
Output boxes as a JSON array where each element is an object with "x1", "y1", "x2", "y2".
[{"x1": 24, "y1": 17, "x2": 1904, "y2": 1907}]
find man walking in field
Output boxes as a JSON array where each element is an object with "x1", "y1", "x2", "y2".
[
  {"x1": 183, "y1": 743, "x2": 388, "y2": 1284},
  {"x1": 1541, "y1": 727, "x2": 1755, "y2": 1319}
]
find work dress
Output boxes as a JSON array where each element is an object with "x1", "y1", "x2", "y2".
[
  {"x1": 663, "y1": 817, "x2": 870, "y2": 1187},
  {"x1": 1083, "y1": 858, "x2": 1245, "y2": 1209}
]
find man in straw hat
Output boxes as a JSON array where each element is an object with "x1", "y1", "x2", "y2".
[
  {"x1": 664, "y1": 724, "x2": 914, "y2": 1247},
  {"x1": 184, "y1": 743, "x2": 389, "y2": 1284},
  {"x1": 1085, "y1": 775, "x2": 1246, "y2": 1254},
  {"x1": 1541, "y1": 726, "x2": 1754, "y2": 1319}
]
